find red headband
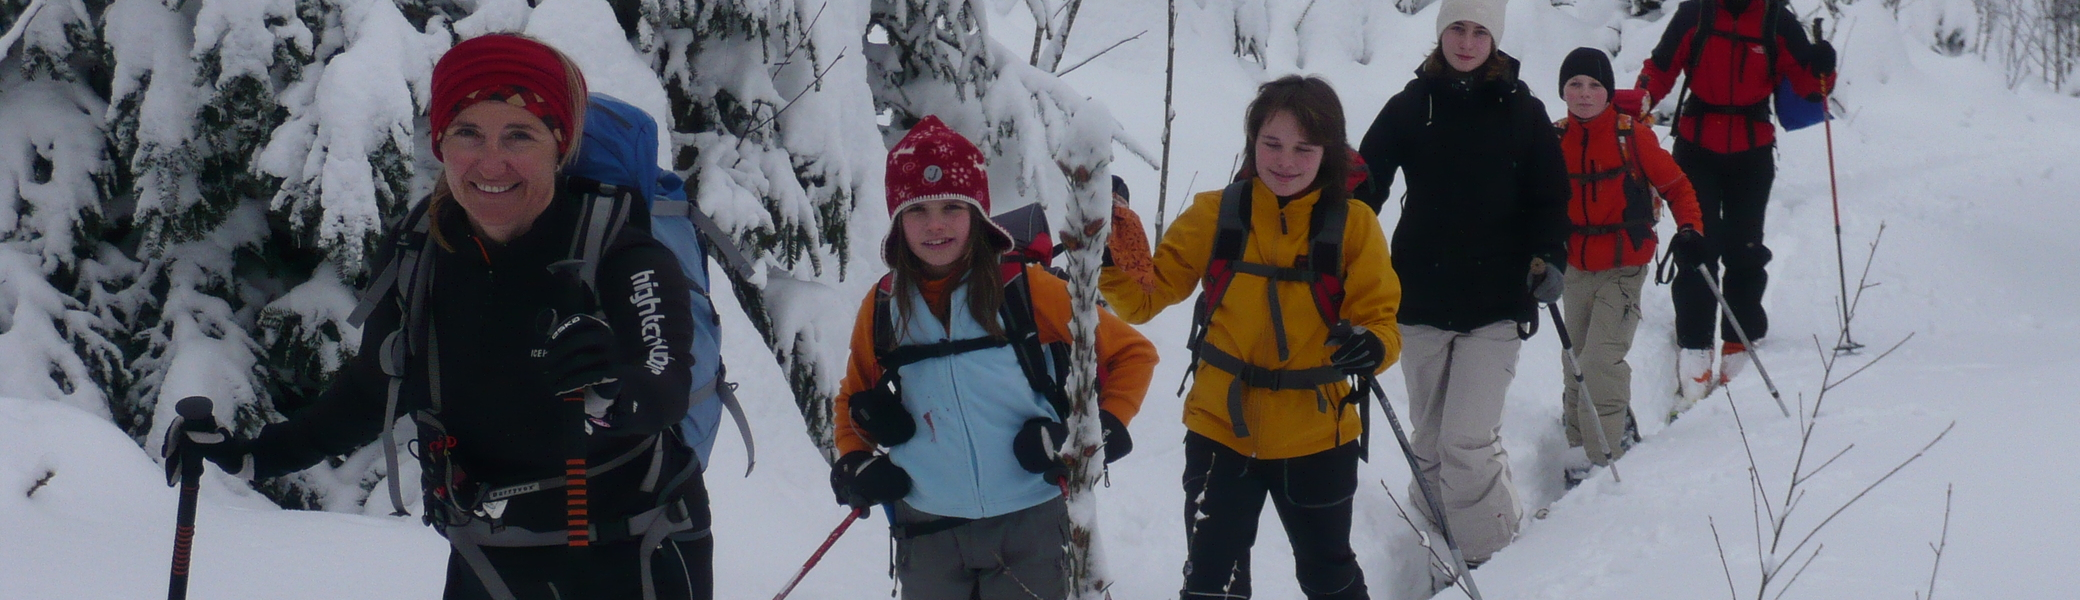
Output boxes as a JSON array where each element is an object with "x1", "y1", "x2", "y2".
[{"x1": 429, "y1": 34, "x2": 585, "y2": 160}]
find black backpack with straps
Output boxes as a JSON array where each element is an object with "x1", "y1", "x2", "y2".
[{"x1": 1180, "y1": 180, "x2": 1370, "y2": 456}]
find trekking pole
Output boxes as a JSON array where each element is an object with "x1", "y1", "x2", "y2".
[
  {"x1": 772, "y1": 507, "x2": 868, "y2": 600},
  {"x1": 167, "y1": 396, "x2": 216, "y2": 600},
  {"x1": 1544, "y1": 303, "x2": 1622, "y2": 483},
  {"x1": 1365, "y1": 377, "x2": 1484, "y2": 600},
  {"x1": 1695, "y1": 264, "x2": 1790, "y2": 417},
  {"x1": 1815, "y1": 17, "x2": 1862, "y2": 355}
]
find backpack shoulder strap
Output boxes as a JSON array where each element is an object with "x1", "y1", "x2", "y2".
[
  {"x1": 348, "y1": 199, "x2": 435, "y2": 328},
  {"x1": 1304, "y1": 194, "x2": 1350, "y2": 323},
  {"x1": 1616, "y1": 115, "x2": 1638, "y2": 167},
  {"x1": 1213, "y1": 180, "x2": 1254, "y2": 263},
  {"x1": 871, "y1": 274, "x2": 897, "y2": 360},
  {"x1": 652, "y1": 197, "x2": 759, "y2": 282},
  {"x1": 998, "y1": 266, "x2": 1072, "y2": 419},
  {"x1": 565, "y1": 178, "x2": 641, "y2": 302}
]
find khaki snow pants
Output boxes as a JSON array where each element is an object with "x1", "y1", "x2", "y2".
[
  {"x1": 890, "y1": 497, "x2": 1067, "y2": 600},
  {"x1": 1399, "y1": 321, "x2": 1523, "y2": 563},
  {"x1": 1560, "y1": 265, "x2": 1646, "y2": 465}
]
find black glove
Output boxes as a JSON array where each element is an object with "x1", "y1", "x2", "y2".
[
  {"x1": 1810, "y1": 40, "x2": 1837, "y2": 77},
  {"x1": 1013, "y1": 412, "x2": 1133, "y2": 480},
  {"x1": 533, "y1": 312, "x2": 619, "y2": 397},
  {"x1": 1014, "y1": 418, "x2": 1070, "y2": 482},
  {"x1": 160, "y1": 419, "x2": 252, "y2": 483},
  {"x1": 1528, "y1": 260, "x2": 1566, "y2": 304},
  {"x1": 847, "y1": 383, "x2": 915, "y2": 446},
  {"x1": 1098, "y1": 410, "x2": 1132, "y2": 463},
  {"x1": 1670, "y1": 227, "x2": 1714, "y2": 268},
  {"x1": 1329, "y1": 326, "x2": 1386, "y2": 376},
  {"x1": 830, "y1": 451, "x2": 911, "y2": 509}
]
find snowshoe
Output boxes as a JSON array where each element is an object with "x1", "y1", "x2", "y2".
[
  {"x1": 1670, "y1": 348, "x2": 1717, "y2": 422},
  {"x1": 1561, "y1": 446, "x2": 1595, "y2": 490},
  {"x1": 1717, "y1": 341, "x2": 1751, "y2": 385}
]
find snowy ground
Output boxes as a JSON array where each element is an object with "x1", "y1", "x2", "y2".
[{"x1": 5, "y1": 0, "x2": 2078, "y2": 598}]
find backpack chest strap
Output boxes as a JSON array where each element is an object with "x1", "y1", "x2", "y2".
[{"x1": 880, "y1": 336, "x2": 1015, "y2": 373}]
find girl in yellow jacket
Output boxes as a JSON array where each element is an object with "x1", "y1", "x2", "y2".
[
  {"x1": 828, "y1": 116, "x2": 1157, "y2": 600},
  {"x1": 1101, "y1": 76, "x2": 1401, "y2": 600}
]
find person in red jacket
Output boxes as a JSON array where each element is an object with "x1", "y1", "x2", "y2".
[
  {"x1": 1553, "y1": 48, "x2": 1707, "y2": 481},
  {"x1": 1637, "y1": 0, "x2": 1835, "y2": 401}
]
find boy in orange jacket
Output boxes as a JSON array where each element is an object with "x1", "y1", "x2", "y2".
[{"x1": 1553, "y1": 48, "x2": 1710, "y2": 479}]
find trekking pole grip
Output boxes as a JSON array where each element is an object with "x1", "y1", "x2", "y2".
[{"x1": 168, "y1": 396, "x2": 214, "y2": 600}]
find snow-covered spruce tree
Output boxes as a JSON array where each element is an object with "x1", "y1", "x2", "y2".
[
  {"x1": 637, "y1": 0, "x2": 880, "y2": 459},
  {"x1": 103, "y1": 0, "x2": 336, "y2": 508},
  {"x1": 248, "y1": 0, "x2": 450, "y2": 514},
  {"x1": 866, "y1": 0, "x2": 1152, "y2": 227},
  {"x1": 0, "y1": 0, "x2": 132, "y2": 419}
]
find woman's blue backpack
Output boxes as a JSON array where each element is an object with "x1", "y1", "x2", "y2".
[{"x1": 565, "y1": 93, "x2": 758, "y2": 475}]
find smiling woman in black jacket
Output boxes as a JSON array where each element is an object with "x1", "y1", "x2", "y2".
[
  {"x1": 1353, "y1": 0, "x2": 1569, "y2": 570},
  {"x1": 158, "y1": 34, "x2": 709, "y2": 600}
]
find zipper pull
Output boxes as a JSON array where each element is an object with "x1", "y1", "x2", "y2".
[{"x1": 1279, "y1": 209, "x2": 1289, "y2": 235}]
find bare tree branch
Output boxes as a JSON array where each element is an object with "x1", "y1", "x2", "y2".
[
  {"x1": 1921, "y1": 484, "x2": 1954, "y2": 600},
  {"x1": 1055, "y1": 30, "x2": 1146, "y2": 77},
  {"x1": 1793, "y1": 444, "x2": 1854, "y2": 487},
  {"x1": 1823, "y1": 333, "x2": 1915, "y2": 392},
  {"x1": 1776, "y1": 422, "x2": 1955, "y2": 566},
  {"x1": 1712, "y1": 517, "x2": 1740, "y2": 600},
  {"x1": 1768, "y1": 544, "x2": 1824, "y2": 600}
]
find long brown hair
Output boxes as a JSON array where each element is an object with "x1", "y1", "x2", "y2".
[
  {"x1": 886, "y1": 209, "x2": 1009, "y2": 344},
  {"x1": 1233, "y1": 75, "x2": 1351, "y2": 207},
  {"x1": 425, "y1": 34, "x2": 590, "y2": 251},
  {"x1": 1418, "y1": 44, "x2": 1516, "y2": 82}
]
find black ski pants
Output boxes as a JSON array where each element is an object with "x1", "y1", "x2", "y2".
[
  {"x1": 1180, "y1": 433, "x2": 1366, "y2": 600},
  {"x1": 1672, "y1": 139, "x2": 1776, "y2": 350}
]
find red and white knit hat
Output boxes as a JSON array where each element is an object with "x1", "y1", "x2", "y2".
[{"x1": 882, "y1": 115, "x2": 1012, "y2": 266}]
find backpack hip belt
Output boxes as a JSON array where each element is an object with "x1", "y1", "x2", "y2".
[
  {"x1": 1190, "y1": 340, "x2": 1346, "y2": 439},
  {"x1": 1682, "y1": 97, "x2": 1771, "y2": 121},
  {"x1": 441, "y1": 462, "x2": 705, "y2": 600},
  {"x1": 1573, "y1": 218, "x2": 1656, "y2": 237}
]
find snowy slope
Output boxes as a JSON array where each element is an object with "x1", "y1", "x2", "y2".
[{"x1": 5, "y1": 0, "x2": 2078, "y2": 598}]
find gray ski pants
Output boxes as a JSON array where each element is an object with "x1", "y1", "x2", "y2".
[
  {"x1": 1560, "y1": 265, "x2": 1646, "y2": 465},
  {"x1": 891, "y1": 497, "x2": 1068, "y2": 600},
  {"x1": 1399, "y1": 321, "x2": 1523, "y2": 563}
]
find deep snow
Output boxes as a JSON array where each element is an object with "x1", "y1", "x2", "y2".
[{"x1": 4, "y1": 0, "x2": 2078, "y2": 598}]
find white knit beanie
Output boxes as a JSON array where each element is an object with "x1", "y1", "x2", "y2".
[{"x1": 1436, "y1": 0, "x2": 1507, "y2": 46}]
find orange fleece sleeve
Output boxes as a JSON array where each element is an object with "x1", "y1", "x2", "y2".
[
  {"x1": 831, "y1": 291, "x2": 883, "y2": 457},
  {"x1": 1028, "y1": 266, "x2": 1158, "y2": 425}
]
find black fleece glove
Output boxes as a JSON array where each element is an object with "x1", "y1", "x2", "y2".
[
  {"x1": 533, "y1": 313, "x2": 619, "y2": 397},
  {"x1": 1810, "y1": 40, "x2": 1838, "y2": 78},
  {"x1": 830, "y1": 451, "x2": 911, "y2": 509},
  {"x1": 1670, "y1": 227, "x2": 1714, "y2": 268},
  {"x1": 1013, "y1": 412, "x2": 1132, "y2": 480},
  {"x1": 1329, "y1": 326, "x2": 1387, "y2": 376},
  {"x1": 847, "y1": 384, "x2": 915, "y2": 446},
  {"x1": 160, "y1": 420, "x2": 252, "y2": 483}
]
